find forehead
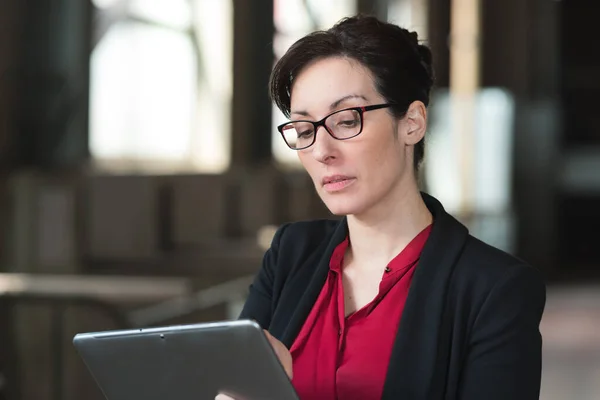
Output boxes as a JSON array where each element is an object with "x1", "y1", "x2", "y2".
[{"x1": 290, "y1": 57, "x2": 380, "y2": 116}]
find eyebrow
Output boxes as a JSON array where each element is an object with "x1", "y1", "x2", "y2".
[{"x1": 291, "y1": 94, "x2": 368, "y2": 117}]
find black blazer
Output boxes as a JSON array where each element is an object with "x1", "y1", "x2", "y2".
[{"x1": 240, "y1": 193, "x2": 546, "y2": 400}]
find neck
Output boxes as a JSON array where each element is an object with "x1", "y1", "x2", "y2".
[{"x1": 345, "y1": 178, "x2": 432, "y2": 271}]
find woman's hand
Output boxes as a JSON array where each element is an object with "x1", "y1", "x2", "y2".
[
  {"x1": 263, "y1": 329, "x2": 293, "y2": 379},
  {"x1": 215, "y1": 330, "x2": 293, "y2": 400}
]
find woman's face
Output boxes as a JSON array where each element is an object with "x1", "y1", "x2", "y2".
[{"x1": 289, "y1": 57, "x2": 425, "y2": 217}]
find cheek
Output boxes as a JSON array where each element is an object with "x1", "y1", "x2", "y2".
[
  {"x1": 298, "y1": 153, "x2": 317, "y2": 180},
  {"x1": 363, "y1": 134, "x2": 399, "y2": 166},
  {"x1": 360, "y1": 136, "x2": 404, "y2": 185}
]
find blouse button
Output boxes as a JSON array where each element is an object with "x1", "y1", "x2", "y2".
[{"x1": 384, "y1": 266, "x2": 391, "y2": 273}]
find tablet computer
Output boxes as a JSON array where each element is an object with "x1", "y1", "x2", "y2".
[{"x1": 73, "y1": 319, "x2": 299, "y2": 400}]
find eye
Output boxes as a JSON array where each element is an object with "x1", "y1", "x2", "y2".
[
  {"x1": 337, "y1": 119, "x2": 359, "y2": 127},
  {"x1": 297, "y1": 129, "x2": 314, "y2": 138},
  {"x1": 329, "y1": 109, "x2": 360, "y2": 129}
]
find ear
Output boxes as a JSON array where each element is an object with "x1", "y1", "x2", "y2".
[{"x1": 401, "y1": 100, "x2": 427, "y2": 146}]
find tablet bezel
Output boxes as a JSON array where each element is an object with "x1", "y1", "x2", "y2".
[{"x1": 73, "y1": 319, "x2": 298, "y2": 400}]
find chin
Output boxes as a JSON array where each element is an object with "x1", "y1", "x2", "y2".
[{"x1": 320, "y1": 194, "x2": 368, "y2": 216}]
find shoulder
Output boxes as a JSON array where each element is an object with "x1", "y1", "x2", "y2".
[
  {"x1": 451, "y1": 235, "x2": 546, "y2": 315},
  {"x1": 264, "y1": 218, "x2": 344, "y2": 313},
  {"x1": 459, "y1": 235, "x2": 544, "y2": 285},
  {"x1": 272, "y1": 218, "x2": 341, "y2": 255},
  {"x1": 264, "y1": 218, "x2": 343, "y2": 280}
]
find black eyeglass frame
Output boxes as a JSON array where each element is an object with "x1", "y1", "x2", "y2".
[{"x1": 277, "y1": 103, "x2": 394, "y2": 150}]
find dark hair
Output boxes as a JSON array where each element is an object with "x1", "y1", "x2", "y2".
[{"x1": 270, "y1": 15, "x2": 435, "y2": 171}]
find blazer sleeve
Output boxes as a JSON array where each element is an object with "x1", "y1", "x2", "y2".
[
  {"x1": 238, "y1": 223, "x2": 289, "y2": 329},
  {"x1": 459, "y1": 265, "x2": 546, "y2": 400}
]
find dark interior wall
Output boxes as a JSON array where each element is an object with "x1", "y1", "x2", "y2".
[
  {"x1": 0, "y1": 0, "x2": 20, "y2": 167},
  {"x1": 230, "y1": 0, "x2": 274, "y2": 169},
  {"x1": 556, "y1": 0, "x2": 600, "y2": 276},
  {"x1": 14, "y1": 0, "x2": 92, "y2": 169},
  {"x1": 481, "y1": 0, "x2": 563, "y2": 276},
  {"x1": 481, "y1": 0, "x2": 600, "y2": 279},
  {"x1": 0, "y1": 0, "x2": 20, "y2": 248},
  {"x1": 427, "y1": 0, "x2": 451, "y2": 88},
  {"x1": 480, "y1": 0, "x2": 532, "y2": 95},
  {"x1": 0, "y1": 1, "x2": 21, "y2": 399},
  {"x1": 560, "y1": 0, "x2": 600, "y2": 148}
]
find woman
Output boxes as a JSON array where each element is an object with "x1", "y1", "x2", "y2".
[{"x1": 226, "y1": 15, "x2": 545, "y2": 400}]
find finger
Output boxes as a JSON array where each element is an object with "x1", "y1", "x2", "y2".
[
  {"x1": 263, "y1": 329, "x2": 275, "y2": 341},
  {"x1": 281, "y1": 358, "x2": 293, "y2": 379},
  {"x1": 215, "y1": 394, "x2": 235, "y2": 400},
  {"x1": 263, "y1": 330, "x2": 293, "y2": 379},
  {"x1": 263, "y1": 330, "x2": 283, "y2": 350}
]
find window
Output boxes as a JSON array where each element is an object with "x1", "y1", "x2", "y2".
[{"x1": 89, "y1": 0, "x2": 232, "y2": 173}]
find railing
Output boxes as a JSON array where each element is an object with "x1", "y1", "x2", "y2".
[
  {"x1": 128, "y1": 274, "x2": 254, "y2": 327},
  {"x1": 0, "y1": 272, "x2": 254, "y2": 400}
]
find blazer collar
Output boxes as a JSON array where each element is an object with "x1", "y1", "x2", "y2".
[
  {"x1": 280, "y1": 219, "x2": 348, "y2": 347},
  {"x1": 382, "y1": 193, "x2": 469, "y2": 399}
]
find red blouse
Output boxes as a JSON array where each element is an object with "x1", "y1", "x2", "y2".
[{"x1": 290, "y1": 225, "x2": 432, "y2": 399}]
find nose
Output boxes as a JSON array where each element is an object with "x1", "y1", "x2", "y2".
[{"x1": 311, "y1": 125, "x2": 338, "y2": 164}]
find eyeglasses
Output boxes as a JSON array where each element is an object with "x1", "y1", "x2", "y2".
[{"x1": 277, "y1": 103, "x2": 393, "y2": 150}]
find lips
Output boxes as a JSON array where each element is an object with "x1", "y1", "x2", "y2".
[
  {"x1": 322, "y1": 175, "x2": 356, "y2": 192},
  {"x1": 322, "y1": 175, "x2": 353, "y2": 185}
]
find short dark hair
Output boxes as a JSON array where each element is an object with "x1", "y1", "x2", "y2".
[{"x1": 270, "y1": 15, "x2": 435, "y2": 171}]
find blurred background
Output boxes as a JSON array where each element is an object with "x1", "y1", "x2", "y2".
[{"x1": 0, "y1": 0, "x2": 598, "y2": 399}]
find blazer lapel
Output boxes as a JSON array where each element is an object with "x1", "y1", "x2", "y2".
[
  {"x1": 279, "y1": 218, "x2": 348, "y2": 348},
  {"x1": 382, "y1": 194, "x2": 469, "y2": 400}
]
